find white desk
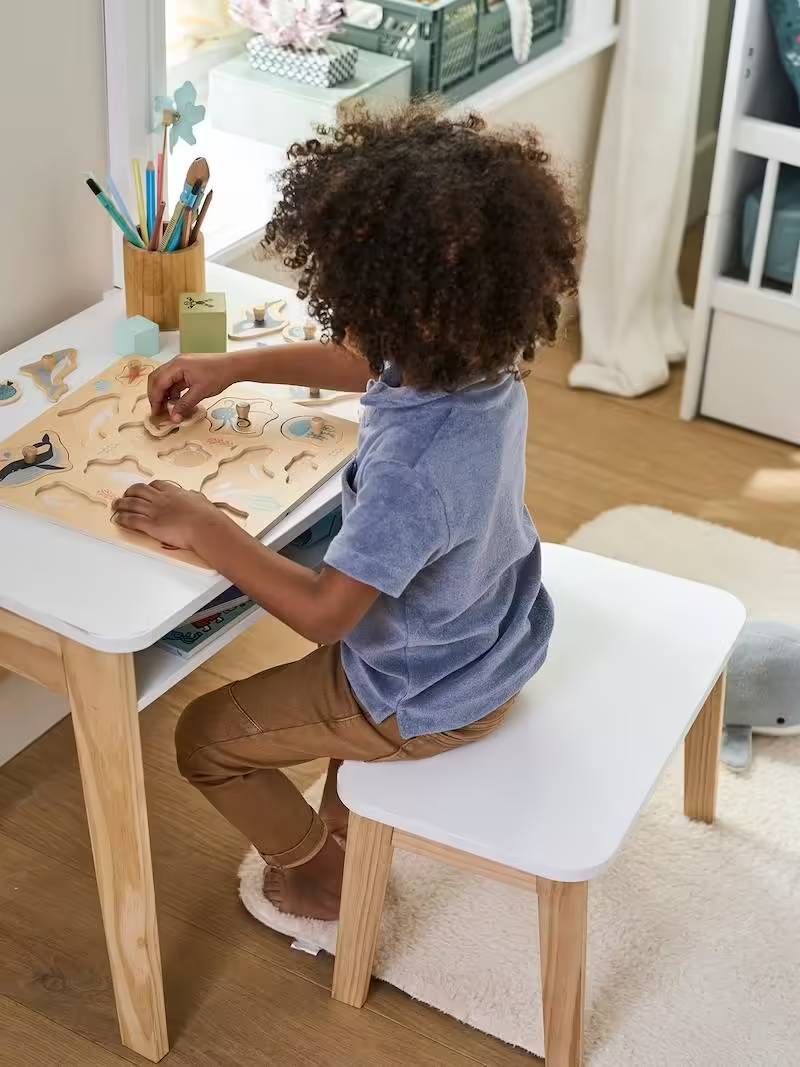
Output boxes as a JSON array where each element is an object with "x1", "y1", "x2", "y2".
[{"x1": 0, "y1": 263, "x2": 357, "y2": 1061}]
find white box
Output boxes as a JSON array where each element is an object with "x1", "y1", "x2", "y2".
[
  {"x1": 209, "y1": 50, "x2": 411, "y2": 150},
  {"x1": 701, "y1": 310, "x2": 800, "y2": 445}
]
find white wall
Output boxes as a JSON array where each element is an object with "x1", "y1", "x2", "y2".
[
  {"x1": 487, "y1": 50, "x2": 613, "y2": 213},
  {"x1": 0, "y1": 0, "x2": 112, "y2": 353}
]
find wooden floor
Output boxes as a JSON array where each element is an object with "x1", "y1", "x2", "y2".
[{"x1": 1, "y1": 251, "x2": 799, "y2": 1064}]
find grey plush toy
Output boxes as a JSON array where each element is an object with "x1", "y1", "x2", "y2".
[{"x1": 723, "y1": 620, "x2": 800, "y2": 771}]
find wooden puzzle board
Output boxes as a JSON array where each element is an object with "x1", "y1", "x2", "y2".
[{"x1": 0, "y1": 357, "x2": 357, "y2": 569}]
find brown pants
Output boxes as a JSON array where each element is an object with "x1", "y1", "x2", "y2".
[{"x1": 176, "y1": 643, "x2": 509, "y2": 868}]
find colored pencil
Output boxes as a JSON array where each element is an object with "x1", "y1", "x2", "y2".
[
  {"x1": 85, "y1": 178, "x2": 145, "y2": 248},
  {"x1": 146, "y1": 162, "x2": 156, "y2": 242},
  {"x1": 180, "y1": 204, "x2": 192, "y2": 248},
  {"x1": 188, "y1": 188, "x2": 213, "y2": 245},
  {"x1": 132, "y1": 159, "x2": 148, "y2": 243},
  {"x1": 148, "y1": 201, "x2": 166, "y2": 251},
  {"x1": 104, "y1": 173, "x2": 136, "y2": 233}
]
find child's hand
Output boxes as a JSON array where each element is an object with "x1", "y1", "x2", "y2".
[
  {"x1": 148, "y1": 354, "x2": 234, "y2": 422},
  {"x1": 112, "y1": 481, "x2": 224, "y2": 551}
]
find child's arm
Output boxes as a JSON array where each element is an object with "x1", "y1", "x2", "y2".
[
  {"x1": 149, "y1": 342, "x2": 370, "y2": 421},
  {"x1": 111, "y1": 481, "x2": 378, "y2": 644}
]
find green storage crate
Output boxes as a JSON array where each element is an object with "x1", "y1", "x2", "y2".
[{"x1": 333, "y1": 0, "x2": 566, "y2": 103}]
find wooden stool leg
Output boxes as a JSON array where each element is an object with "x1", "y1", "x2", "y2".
[
  {"x1": 538, "y1": 879, "x2": 587, "y2": 1067},
  {"x1": 684, "y1": 672, "x2": 726, "y2": 824},
  {"x1": 62, "y1": 640, "x2": 168, "y2": 1062},
  {"x1": 332, "y1": 815, "x2": 393, "y2": 1007}
]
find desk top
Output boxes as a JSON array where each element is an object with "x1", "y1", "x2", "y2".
[{"x1": 0, "y1": 264, "x2": 357, "y2": 653}]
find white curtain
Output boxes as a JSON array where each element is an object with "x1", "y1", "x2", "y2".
[{"x1": 569, "y1": 0, "x2": 710, "y2": 397}]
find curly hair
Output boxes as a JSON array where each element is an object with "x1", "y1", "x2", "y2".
[{"x1": 263, "y1": 103, "x2": 579, "y2": 391}]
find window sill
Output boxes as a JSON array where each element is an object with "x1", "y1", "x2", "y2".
[{"x1": 205, "y1": 24, "x2": 619, "y2": 263}]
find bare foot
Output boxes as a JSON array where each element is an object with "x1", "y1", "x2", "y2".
[{"x1": 262, "y1": 836, "x2": 345, "y2": 920}]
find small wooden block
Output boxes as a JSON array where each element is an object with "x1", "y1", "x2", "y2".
[
  {"x1": 0, "y1": 379, "x2": 22, "y2": 405},
  {"x1": 114, "y1": 316, "x2": 160, "y2": 358},
  {"x1": 179, "y1": 292, "x2": 227, "y2": 354}
]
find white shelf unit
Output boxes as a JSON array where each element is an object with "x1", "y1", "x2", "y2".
[{"x1": 682, "y1": 0, "x2": 800, "y2": 445}]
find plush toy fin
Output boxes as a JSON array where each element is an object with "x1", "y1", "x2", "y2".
[{"x1": 721, "y1": 725, "x2": 752, "y2": 772}]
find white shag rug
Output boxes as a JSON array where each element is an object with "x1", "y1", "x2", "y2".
[{"x1": 240, "y1": 508, "x2": 800, "y2": 1064}]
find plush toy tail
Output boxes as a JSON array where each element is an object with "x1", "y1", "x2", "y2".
[{"x1": 721, "y1": 725, "x2": 752, "y2": 772}]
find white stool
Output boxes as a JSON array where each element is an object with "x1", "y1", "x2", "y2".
[{"x1": 331, "y1": 544, "x2": 745, "y2": 1066}]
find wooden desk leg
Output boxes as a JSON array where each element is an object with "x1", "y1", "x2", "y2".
[
  {"x1": 538, "y1": 879, "x2": 587, "y2": 1067},
  {"x1": 332, "y1": 815, "x2": 393, "y2": 1007},
  {"x1": 62, "y1": 639, "x2": 168, "y2": 1062},
  {"x1": 684, "y1": 672, "x2": 726, "y2": 824}
]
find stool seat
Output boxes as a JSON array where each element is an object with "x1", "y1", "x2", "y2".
[{"x1": 338, "y1": 543, "x2": 745, "y2": 883}]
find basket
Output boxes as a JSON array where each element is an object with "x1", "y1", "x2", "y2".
[
  {"x1": 332, "y1": 0, "x2": 566, "y2": 103},
  {"x1": 123, "y1": 236, "x2": 206, "y2": 331}
]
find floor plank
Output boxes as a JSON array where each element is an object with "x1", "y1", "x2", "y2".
[
  {"x1": 0, "y1": 832, "x2": 487, "y2": 1065},
  {"x1": 0, "y1": 995, "x2": 128, "y2": 1067}
]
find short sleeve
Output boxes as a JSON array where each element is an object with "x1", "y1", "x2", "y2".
[{"x1": 324, "y1": 460, "x2": 449, "y2": 598}]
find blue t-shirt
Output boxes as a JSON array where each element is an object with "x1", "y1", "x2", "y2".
[{"x1": 324, "y1": 370, "x2": 554, "y2": 739}]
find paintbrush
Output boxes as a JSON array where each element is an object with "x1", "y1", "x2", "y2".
[
  {"x1": 148, "y1": 201, "x2": 166, "y2": 251},
  {"x1": 159, "y1": 158, "x2": 209, "y2": 252},
  {"x1": 162, "y1": 179, "x2": 203, "y2": 252},
  {"x1": 188, "y1": 189, "x2": 213, "y2": 245}
]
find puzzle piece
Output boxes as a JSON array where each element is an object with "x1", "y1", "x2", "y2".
[
  {"x1": 0, "y1": 379, "x2": 22, "y2": 406},
  {"x1": 281, "y1": 415, "x2": 343, "y2": 446},
  {"x1": 20, "y1": 348, "x2": 78, "y2": 403},
  {"x1": 228, "y1": 300, "x2": 287, "y2": 341},
  {"x1": 139, "y1": 405, "x2": 207, "y2": 439},
  {"x1": 0, "y1": 357, "x2": 357, "y2": 569},
  {"x1": 0, "y1": 431, "x2": 72, "y2": 487},
  {"x1": 206, "y1": 397, "x2": 278, "y2": 437}
]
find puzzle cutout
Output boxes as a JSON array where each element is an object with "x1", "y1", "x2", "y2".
[{"x1": 0, "y1": 357, "x2": 357, "y2": 568}]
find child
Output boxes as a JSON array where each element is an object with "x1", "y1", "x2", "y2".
[{"x1": 112, "y1": 104, "x2": 578, "y2": 920}]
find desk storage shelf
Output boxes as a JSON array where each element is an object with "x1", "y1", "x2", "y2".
[
  {"x1": 683, "y1": 0, "x2": 800, "y2": 444},
  {"x1": 134, "y1": 509, "x2": 338, "y2": 711}
]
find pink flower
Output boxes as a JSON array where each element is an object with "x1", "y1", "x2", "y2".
[{"x1": 229, "y1": 0, "x2": 344, "y2": 50}]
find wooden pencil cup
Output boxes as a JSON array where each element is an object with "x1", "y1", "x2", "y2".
[{"x1": 123, "y1": 236, "x2": 206, "y2": 331}]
